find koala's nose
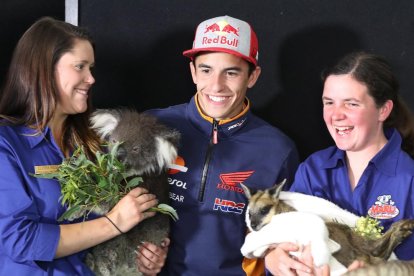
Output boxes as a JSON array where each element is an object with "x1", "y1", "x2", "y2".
[{"x1": 116, "y1": 147, "x2": 127, "y2": 162}]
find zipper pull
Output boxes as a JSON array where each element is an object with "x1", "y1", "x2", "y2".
[{"x1": 212, "y1": 119, "x2": 218, "y2": 144}]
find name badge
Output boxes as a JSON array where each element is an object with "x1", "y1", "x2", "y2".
[{"x1": 34, "y1": 165, "x2": 60, "y2": 175}]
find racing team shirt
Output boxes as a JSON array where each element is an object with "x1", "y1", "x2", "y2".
[{"x1": 148, "y1": 95, "x2": 299, "y2": 275}]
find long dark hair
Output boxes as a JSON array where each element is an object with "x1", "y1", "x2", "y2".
[
  {"x1": 321, "y1": 51, "x2": 414, "y2": 158},
  {"x1": 0, "y1": 16, "x2": 101, "y2": 157}
]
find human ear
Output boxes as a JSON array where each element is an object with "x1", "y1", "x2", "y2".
[
  {"x1": 247, "y1": 66, "x2": 261, "y2": 88},
  {"x1": 378, "y1": 100, "x2": 393, "y2": 122},
  {"x1": 189, "y1": 61, "x2": 197, "y2": 85}
]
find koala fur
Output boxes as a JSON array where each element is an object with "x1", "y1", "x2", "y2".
[
  {"x1": 86, "y1": 108, "x2": 180, "y2": 276},
  {"x1": 241, "y1": 181, "x2": 414, "y2": 270}
]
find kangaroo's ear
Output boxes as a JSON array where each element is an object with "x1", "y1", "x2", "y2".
[
  {"x1": 90, "y1": 109, "x2": 120, "y2": 138},
  {"x1": 269, "y1": 179, "x2": 287, "y2": 200},
  {"x1": 240, "y1": 183, "x2": 256, "y2": 199}
]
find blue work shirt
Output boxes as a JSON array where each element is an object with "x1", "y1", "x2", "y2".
[
  {"x1": 290, "y1": 128, "x2": 414, "y2": 260},
  {"x1": 0, "y1": 124, "x2": 93, "y2": 275}
]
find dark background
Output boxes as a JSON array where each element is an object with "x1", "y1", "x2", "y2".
[{"x1": 1, "y1": 0, "x2": 414, "y2": 160}]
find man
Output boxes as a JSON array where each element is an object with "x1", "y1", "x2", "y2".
[{"x1": 136, "y1": 15, "x2": 299, "y2": 275}]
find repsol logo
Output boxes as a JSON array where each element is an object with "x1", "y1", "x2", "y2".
[{"x1": 168, "y1": 177, "x2": 187, "y2": 189}]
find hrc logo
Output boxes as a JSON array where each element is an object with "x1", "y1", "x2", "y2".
[{"x1": 213, "y1": 198, "x2": 245, "y2": 214}]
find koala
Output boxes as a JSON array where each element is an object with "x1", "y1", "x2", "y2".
[{"x1": 86, "y1": 108, "x2": 180, "y2": 276}]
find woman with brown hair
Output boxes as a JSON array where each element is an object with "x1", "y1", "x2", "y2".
[
  {"x1": 0, "y1": 17, "x2": 160, "y2": 275},
  {"x1": 265, "y1": 52, "x2": 414, "y2": 275}
]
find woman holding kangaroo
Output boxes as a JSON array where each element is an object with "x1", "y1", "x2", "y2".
[{"x1": 265, "y1": 52, "x2": 414, "y2": 275}]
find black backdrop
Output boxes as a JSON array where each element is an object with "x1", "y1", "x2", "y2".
[
  {"x1": 1, "y1": 0, "x2": 64, "y2": 87},
  {"x1": 2, "y1": 0, "x2": 414, "y2": 160}
]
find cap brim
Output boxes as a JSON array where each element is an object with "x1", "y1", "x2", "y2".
[{"x1": 183, "y1": 47, "x2": 257, "y2": 66}]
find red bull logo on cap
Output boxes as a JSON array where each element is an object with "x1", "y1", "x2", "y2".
[
  {"x1": 202, "y1": 20, "x2": 240, "y2": 48},
  {"x1": 222, "y1": 24, "x2": 239, "y2": 36},
  {"x1": 204, "y1": 20, "x2": 240, "y2": 36},
  {"x1": 204, "y1": 23, "x2": 221, "y2": 33}
]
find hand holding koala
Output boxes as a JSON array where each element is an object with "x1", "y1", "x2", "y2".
[{"x1": 105, "y1": 187, "x2": 158, "y2": 234}]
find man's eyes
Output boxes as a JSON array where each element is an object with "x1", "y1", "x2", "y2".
[{"x1": 227, "y1": 71, "x2": 239, "y2": 77}]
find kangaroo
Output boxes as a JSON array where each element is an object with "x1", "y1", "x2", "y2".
[{"x1": 240, "y1": 180, "x2": 414, "y2": 268}]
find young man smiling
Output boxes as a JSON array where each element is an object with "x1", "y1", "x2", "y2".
[{"x1": 136, "y1": 15, "x2": 299, "y2": 275}]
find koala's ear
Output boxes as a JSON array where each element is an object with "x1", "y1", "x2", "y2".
[
  {"x1": 90, "y1": 109, "x2": 120, "y2": 138},
  {"x1": 164, "y1": 129, "x2": 181, "y2": 147}
]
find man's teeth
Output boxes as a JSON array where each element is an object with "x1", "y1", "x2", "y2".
[{"x1": 209, "y1": 95, "x2": 226, "y2": 102}]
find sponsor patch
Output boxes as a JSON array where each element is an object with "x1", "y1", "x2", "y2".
[
  {"x1": 168, "y1": 177, "x2": 187, "y2": 190},
  {"x1": 169, "y1": 192, "x2": 184, "y2": 202},
  {"x1": 217, "y1": 171, "x2": 254, "y2": 194},
  {"x1": 168, "y1": 156, "x2": 188, "y2": 174},
  {"x1": 213, "y1": 197, "x2": 245, "y2": 214}
]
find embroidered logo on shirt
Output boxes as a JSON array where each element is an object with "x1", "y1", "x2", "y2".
[
  {"x1": 228, "y1": 119, "x2": 246, "y2": 130},
  {"x1": 368, "y1": 194, "x2": 400, "y2": 219},
  {"x1": 216, "y1": 171, "x2": 254, "y2": 193},
  {"x1": 213, "y1": 198, "x2": 245, "y2": 214}
]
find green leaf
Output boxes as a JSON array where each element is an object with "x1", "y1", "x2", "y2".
[
  {"x1": 98, "y1": 177, "x2": 108, "y2": 188},
  {"x1": 29, "y1": 172, "x2": 60, "y2": 179},
  {"x1": 58, "y1": 205, "x2": 82, "y2": 221},
  {"x1": 149, "y1": 203, "x2": 179, "y2": 221},
  {"x1": 125, "y1": 176, "x2": 143, "y2": 189},
  {"x1": 30, "y1": 142, "x2": 179, "y2": 223}
]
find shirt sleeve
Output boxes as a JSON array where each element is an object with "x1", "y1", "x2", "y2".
[
  {"x1": 278, "y1": 146, "x2": 300, "y2": 190},
  {"x1": 289, "y1": 162, "x2": 314, "y2": 194},
  {"x1": 0, "y1": 143, "x2": 60, "y2": 265}
]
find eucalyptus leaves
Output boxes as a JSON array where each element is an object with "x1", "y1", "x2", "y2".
[{"x1": 31, "y1": 142, "x2": 178, "y2": 222}]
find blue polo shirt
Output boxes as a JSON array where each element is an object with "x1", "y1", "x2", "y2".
[
  {"x1": 0, "y1": 124, "x2": 93, "y2": 275},
  {"x1": 290, "y1": 128, "x2": 414, "y2": 260}
]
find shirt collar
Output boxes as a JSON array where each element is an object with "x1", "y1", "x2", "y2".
[
  {"x1": 21, "y1": 125, "x2": 53, "y2": 149},
  {"x1": 322, "y1": 128, "x2": 401, "y2": 176},
  {"x1": 187, "y1": 94, "x2": 251, "y2": 137},
  {"x1": 194, "y1": 92, "x2": 250, "y2": 125},
  {"x1": 323, "y1": 147, "x2": 346, "y2": 169},
  {"x1": 370, "y1": 128, "x2": 401, "y2": 176}
]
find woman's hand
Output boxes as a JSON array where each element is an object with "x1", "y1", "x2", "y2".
[
  {"x1": 297, "y1": 244, "x2": 330, "y2": 276},
  {"x1": 106, "y1": 187, "x2": 158, "y2": 233},
  {"x1": 265, "y1": 242, "x2": 312, "y2": 276},
  {"x1": 57, "y1": 187, "x2": 158, "y2": 257},
  {"x1": 136, "y1": 238, "x2": 170, "y2": 275},
  {"x1": 297, "y1": 243, "x2": 364, "y2": 275},
  {"x1": 347, "y1": 260, "x2": 365, "y2": 271}
]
